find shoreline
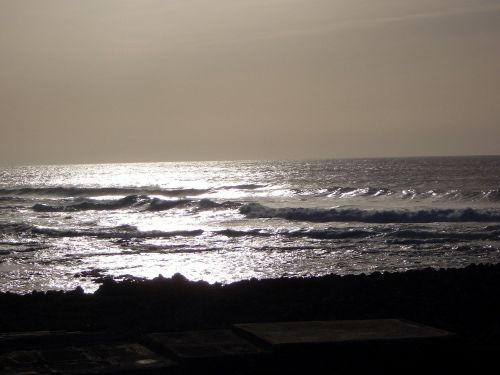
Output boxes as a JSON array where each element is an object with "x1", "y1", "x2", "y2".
[{"x1": 1, "y1": 263, "x2": 500, "y2": 344}]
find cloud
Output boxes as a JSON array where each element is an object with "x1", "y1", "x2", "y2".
[{"x1": 261, "y1": 4, "x2": 500, "y2": 41}]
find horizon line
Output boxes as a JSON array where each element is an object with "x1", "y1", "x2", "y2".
[{"x1": 2, "y1": 153, "x2": 499, "y2": 168}]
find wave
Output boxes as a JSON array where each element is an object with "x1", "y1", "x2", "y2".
[
  {"x1": 326, "y1": 186, "x2": 393, "y2": 198},
  {"x1": 286, "y1": 228, "x2": 375, "y2": 239},
  {"x1": 0, "y1": 223, "x2": 32, "y2": 234},
  {"x1": 240, "y1": 203, "x2": 500, "y2": 223},
  {"x1": 33, "y1": 195, "x2": 150, "y2": 212},
  {"x1": 4, "y1": 220, "x2": 499, "y2": 245},
  {"x1": 31, "y1": 225, "x2": 204, "y2": 239},
  {"x1": 215, "y1": 228, "x2": 375, "y2": 240},
  {"x1": 403, "y1": 189, "x2": 500, "y2": 202},
  {"x1": 388, "y1": 229, "x2": 500, "y2": 241},
  {"x1": 147, "y1": 198, "x2": 192, "y2": 211},
  {"x1": 212, "y1": 228, "x2": 369, "y2": 240},
  {"x1": 219, "y1": 184, "x2": 266, "y2": 190},
  {"x1": 32, "y1": 196, "x2": 237, "y2": 213},
  {"x1": 0, "y1": 205, "x2": 24, "y2": 211},
  {"x1": 146, "y1": 198, "x2": 240, "y2": 212},
  {"x1": 4, "y1": 184, "x2": 499, "y2": 203},
  {"x1": 215, "y1": 229, "x2": 273, "y2": 237},
  {"x1": 317, "y1": 186, "x2": 500, "y2": 202},
  {"x1": 212, "y1": 227, "x2": 500, "y2": 242},
  {"x1": 0, "y1": 184, "x2": 266, "y2": 199},
  {"x1": 0, "y1": 196, "x2": 25, "y2": 202}
]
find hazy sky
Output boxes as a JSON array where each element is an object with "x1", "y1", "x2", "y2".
[{"x1": 1, "y1": 0, "x2": 499, "y2": 165}]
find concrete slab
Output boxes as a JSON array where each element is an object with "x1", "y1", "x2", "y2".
[
  {"x1": 143, "y1": 329, "x2": 263, "y2": 361},
  {"x1": 0, "y1": 342, "x2": 178, "y2": 374},
  {"x1": 233, "y1": 319, "x2": 454, "y2": 348}
]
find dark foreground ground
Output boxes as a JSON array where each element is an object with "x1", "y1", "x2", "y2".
[
  {"x1": 1, "y1": 264, "x2": 500, "y2": 373},
  {"x1": 1, "y1": 263, "x2": 500, "y2": 340}
]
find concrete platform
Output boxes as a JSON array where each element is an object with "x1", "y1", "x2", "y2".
[
  {"x1": 233, "y1": 319, "x2": 457, "y2": 373},
  {"x1": 143, "y1": 329, "x2": 263, "y2": 362},
  {"x1": 0, "y1": 342, "x2": 178, "y2": 374},
  {"x1": 234, "y1": 319, "x2": 454, "y2": 348},
  {"x1": 0, "y1": 321, "x2": 458, "y2": 374}
]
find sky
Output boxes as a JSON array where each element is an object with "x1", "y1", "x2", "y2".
[{"x1": 1, "y1": 0, "x2": 499, "y2": 165}]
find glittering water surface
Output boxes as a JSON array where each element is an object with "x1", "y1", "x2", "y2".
[{"x1": 1, "y1": 156, "x2": 499, "y2": 293}]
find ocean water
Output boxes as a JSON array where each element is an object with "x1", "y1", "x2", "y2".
[{"x1": 0, "y1": 156, "x2": 499, "y2": 293}]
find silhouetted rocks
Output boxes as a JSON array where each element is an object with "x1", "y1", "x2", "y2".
[{"x1": 1, "y1": 263, "x2": 500, "y2": 345}]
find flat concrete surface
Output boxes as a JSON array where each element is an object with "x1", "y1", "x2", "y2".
[
  {"x1": 0, "y1": 342, "x2": 178, "y2": 374},
  {"x1": 143, "y1": 329, "x2": 263, "y2": 361},
  {"x1": 0, "y1": 321, "x2": 459, "y2": 374},
  {"x1": 234, "y1": 319, "x2": 453, "y2": 347}
]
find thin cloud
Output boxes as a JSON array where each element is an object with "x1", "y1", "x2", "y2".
[{"x1": 262, "y1": 4, "x2": 500, "y2": 41}]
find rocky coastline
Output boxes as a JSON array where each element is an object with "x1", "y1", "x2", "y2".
[{"x1": 1, "y1": 263, "x2": 499, "y2": 345}]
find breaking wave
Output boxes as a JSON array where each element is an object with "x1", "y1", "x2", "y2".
[
  {"x1": 32, "y1": 196, "x2": 237, "y2": 212},
  {"x1": 146, "y1": 198, "x2": 239, "y2": 212},
  {"x1": 325, "y1": 186, "x2": 393, "y2": 198},
  {"x1": 146, "y1": 198, "x2": 192, "y2": 211},
  {"x1": 240, "y1": 203, "x2": 500, "y2": 223},
  {"x1": 33, "y1": 195, "x2": 150, "y2": 212},
  {"x1": 308, "y1": 186, "x2": 500, "y2": 202}
]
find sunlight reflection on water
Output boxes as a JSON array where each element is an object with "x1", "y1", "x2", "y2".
[{"x1": 1, "y1": 158, "x2": 499, "y2": 292}]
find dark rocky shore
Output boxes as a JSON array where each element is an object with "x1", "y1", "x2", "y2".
[
  {"x1": 1, "y1": 263, "x2": 500, "y2": 344},
  {"x1": 1, "y1": 264, "x2": 500, "y2": 374}
]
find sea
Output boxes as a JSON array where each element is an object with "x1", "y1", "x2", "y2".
[{"x1": 1, "y1": 156, "x2": 499, "y2": 293}]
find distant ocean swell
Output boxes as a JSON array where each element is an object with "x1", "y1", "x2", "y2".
[
  {"x1": 1, "y1": 185, "x2": 499, "y2": 201},
  {"x1": 0, "y1": 184, "x2": 265, "y2": 198},
  {"x1": 321, "y1": 187, "x2": 500, "y2": 201}
]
